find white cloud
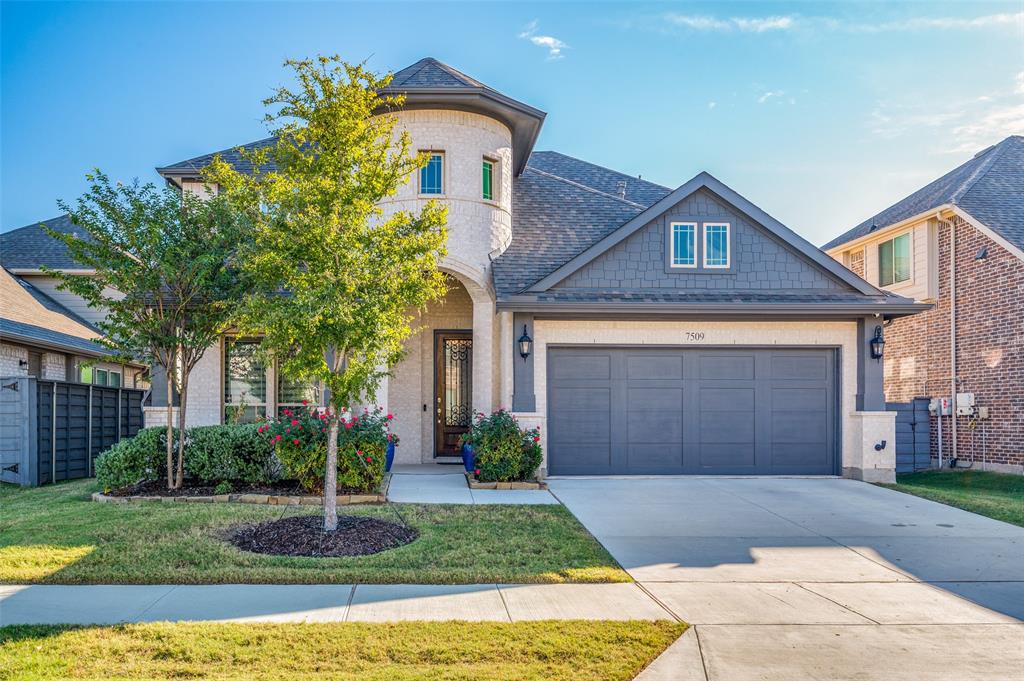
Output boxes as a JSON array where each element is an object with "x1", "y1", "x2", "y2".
[
  {"x1": 653, "y1": 11, "x2": 1022, "y2": 35},
  {"x1": 519, "y1": 20, "x2": 568, "y2": 60},
  {"x1": 707, "y1": 101, "x2": 717, "y2": 109},
  {"x1": 869, "y1": 72, "x2": 1024, "y2": 153},
  {"x1": 758, "y1": 90, "x2": 785, "y2": 104},
  {"x1": 664, "y1": 13, "x2": 795, "y2": 33}
]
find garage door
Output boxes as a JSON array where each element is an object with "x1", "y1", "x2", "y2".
[{"x1": 547, "y1": 347, "x2": 837, "y2": 476}]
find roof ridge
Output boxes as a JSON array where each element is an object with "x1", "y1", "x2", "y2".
[
  {"x1": 3, "y1": 214, "x2": 69, "y2": 235},
  {"x1": 428, "y1": 58, "x2": 485, "y2": 88},
  {"x1": 533, "y1": 150, "x2": 670, "y2": 191},
  {"x1": 951, "y1": 136, "x2": 1014, "y2": 204},
  {"x1": 524, "y1": 166, "x2": 649, "y2": 209}
]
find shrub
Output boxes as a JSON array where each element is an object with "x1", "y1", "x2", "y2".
[
  {"x1": 95, "y1": 427, "x2": 178, "y2": 492},
  {"x1": 461, "y1": 410, "x2": 542, "y2": 482},
  {"x1": 262, "y1": 405, "x2": 396, "y2": 494},
  {"x1": 185, "y1": 424, "x2": 279, "y2": 486}
]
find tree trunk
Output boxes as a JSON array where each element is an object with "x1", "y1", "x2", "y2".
[
  {"x1": 174, "y1": 370, "x2": 189, "y2": 489},
  {"x1": 165, "y1": 363, "x2": 175, "y2": 490},
  {"x1": 324, "y1": 405, "x2": 339, "y2": 532}
]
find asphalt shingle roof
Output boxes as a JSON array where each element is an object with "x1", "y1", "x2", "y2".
[
  {"x1": 386, "y1": 57, "x2": 485, "y2": 89},
  {"x1": 156, "y1": 137, "x2": 276, "y2": 176},
  {"x1": 822, "y1": 135, "x2": 1024, "y2": 252},
  {"x1": 492, "y1": 152, "x2": 672, "y2": 296},
  {"x1": 0, "y1": 215, "x2": 89, "y2": 271}
]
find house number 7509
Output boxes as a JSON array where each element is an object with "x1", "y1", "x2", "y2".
[{"x1": 684, "y1": 332, "x2": 705, "y2": 341}]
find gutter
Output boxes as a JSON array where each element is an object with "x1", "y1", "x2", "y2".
[{"x1": 495, "y1": 299, "x2": 932, "y2": 317}]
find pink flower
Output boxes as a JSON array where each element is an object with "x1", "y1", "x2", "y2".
[
  {"x1": 322, "y1": 427, "x2": 327, "y2": 432},
  {"x1": 386, "y1": 413, "x2": 394, "y2": 420},
  {"x1": 357, "y1": 450, "x2": 362, "y2": 456},
  {"x1": 533, "y1": 436, "x2": 540, "y2": 442},
  {"x1": 285, "y1": 428, "x2": 290, "y2": 433},
  {"x1": 474, "y1": 468, "x2": 481, "y2": 476},
  {"x1": 302, "y1": 399, "x2": 308, "y2": 406},
  {"x1": 275, "y1": 435, "x2": 282, "y2": 442},
  {"x1": 292, "y1": 439, "x2": 299, "y2": 445},
  {"x1": 291, "y1": 419, "x2": 299, "y2": 426},
  {"x1": 345, "y1": 422, "x2": 353, "y2": 429},
  {"x1": 366, "y1": 456, "x2": 372, "y2": 463}
]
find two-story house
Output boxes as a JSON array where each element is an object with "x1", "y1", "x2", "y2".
[
  {"x1": 6, "y1": 58, "x2": 929, "y2": 482},
  {"x1": 824, "y1": 135, "x2": 1023, "y2": 474}
]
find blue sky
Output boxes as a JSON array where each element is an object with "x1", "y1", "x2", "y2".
[{"x1": 2, "y1": 1, "x2": 1022, "y2": 245}]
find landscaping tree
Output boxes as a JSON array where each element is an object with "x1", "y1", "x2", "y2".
[
  {"x1": 206, "y1": 56, "x2": 448, "y2": 531},
  {"x1": 44, "y1": 175, "x2": 248, "y2": 489}
]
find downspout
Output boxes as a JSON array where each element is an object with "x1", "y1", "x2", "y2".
[{"x1": 943, "y1": 210, "x2": 957, "y2": 465}]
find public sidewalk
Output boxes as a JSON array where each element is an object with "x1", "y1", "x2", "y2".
[{"x1": 0, "y1": 583, "x2": 670, "y2": 625}]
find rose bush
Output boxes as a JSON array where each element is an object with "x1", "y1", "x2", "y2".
[
  {"x1": 460, "y1": 409, "x2": 542, "y2": 483},
  {"x1": 260, "y1": 403, "x2": 396, "y2": 494}
]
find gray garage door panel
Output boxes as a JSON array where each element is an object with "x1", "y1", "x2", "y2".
[{"x1": 547, "y1": 347, "x2": 837, "y2": 476}]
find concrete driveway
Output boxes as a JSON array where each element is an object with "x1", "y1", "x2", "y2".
[{"x1": 548, "y1": 477, "x2": 1024, "y2": 681}]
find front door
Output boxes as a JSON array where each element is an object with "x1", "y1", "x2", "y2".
[{"x1": 434, "y1": 331, "x2": 473, "y2": 457}]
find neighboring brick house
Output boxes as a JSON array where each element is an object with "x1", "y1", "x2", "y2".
[
  {"x1": 0, "y1": 266, "x2": 144, "y2": 384},
  {"x1": 824, "y1": 135, "x2": 1024, "y2": 474},
  {"x1": 6, "y1": 57, "x2": 931, "y2": 482},
  {"x1": 1, "y1": 216, "x2": 147, "y2": 388}
]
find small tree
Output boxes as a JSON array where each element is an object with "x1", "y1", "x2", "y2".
[
  {"x1": 207, "y1": 56, "x2": 448, "y2": 531},
  {"x1": 44, "y1": 174, "x2": 248, "y2": 488}
]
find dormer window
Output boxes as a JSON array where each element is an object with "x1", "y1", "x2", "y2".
[
  {"x1": 419, "y1": 152, "x2": 444, "y2": 195},
  {"x1": 703, "y1": 223, "x2": 730, "y2": 268},
  {"x1": 878, "y1": 233, "x2": 911, "y2": 286}
]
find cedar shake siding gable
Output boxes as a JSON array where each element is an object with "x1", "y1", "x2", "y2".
[{"x1": 554, "y1": 187, "x2": 849, "y2": 292}]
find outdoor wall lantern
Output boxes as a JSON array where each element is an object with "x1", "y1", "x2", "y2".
[
  {"x1": 518, "y1": 325, "x2": 533, "y2": 361},
  {"x1": 869, "y1": 325, "x2": 886, "y2": 361}
]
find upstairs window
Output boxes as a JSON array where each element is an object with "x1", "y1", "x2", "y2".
[
  {"x1": 419, "y1": 152, "x2": 444, "y2": 195},
  {"x1": 703, "y1": 223, "x2": 730, "y2": 268},
  {"x1": 670, "y1": 222, "x2": 697, "y2": 267},
  {"x1": 878, "y1": 233, "x2": 911, "y2": 286},
  {"x1": 482, "y1": 158, "x2": 495, "y2": 200}
]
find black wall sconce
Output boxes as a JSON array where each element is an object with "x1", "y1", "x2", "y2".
[
  {"x1": 518, "y1": 325, "x2": 533, "y2": 361},
  {"x1": 869, "y1": 325, "x2": 885, "y2": 361},
  {"x1": 18, "y1": 359, "x2": 28, "y2": 368}
]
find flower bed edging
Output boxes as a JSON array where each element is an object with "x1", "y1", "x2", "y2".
[
  {"x1": 464, "y1": 473, "x2": 546, "y2": 490},
  {"x1": 93, "y1": 473, "x2": 391, "y2": 506}
]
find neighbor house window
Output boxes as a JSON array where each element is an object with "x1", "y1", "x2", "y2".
[
  {"x1": 878, "y1": 233, "x2": 911, "y2": 286},
  {"x1": 670, "y1": 222, "x2": 697, "y2": 267},
  {"x1": 419, "y1": 152, "x2": 444, "y2": 194},
  {"x1": 482, "y1": 158, "x2": 495, "y2": 200},
  {"x1": 223, "y1": 338, "x2": 267, "y2": 423},
  {"x1": 703, "y1": 223, "x2": 730, "y2": 268}
]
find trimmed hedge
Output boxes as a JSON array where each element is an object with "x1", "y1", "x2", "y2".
[
  {"x1": 95, "y1": 427, "x2": 177, "y2": 492},
  {"x1": 95, "y1": 424, "x2": 278, "y2": 492},
  {"x1": 185, "y1": 424, "x2": 279, "y2": 485}
]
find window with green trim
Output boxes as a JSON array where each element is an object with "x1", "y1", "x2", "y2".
[
  {"x1": 878, "y1": 233, "x2": 911, "y2": 286},
  {"x1": 419, "y1": 152, "x2": 444, "y2": 194},
  {"x1": 482, "y1": 159, "x2": 494, "y2": 200}
]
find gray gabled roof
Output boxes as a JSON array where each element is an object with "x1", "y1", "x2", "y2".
[
  {"x1": 0, "y1": 214, "x2": 90, "y2": 271},
  {"x1": 510, "y1": 166, "x2": 882, "y2": 297},
  {"x1": 823, "y1": 135, "x2": 1024, "y2": 252},
  {"x1": 156, "y1": 136, "x2": 277, "y2": 179},
  {"x1": 386, "y1": 57, "x2": 486, "y2": 89}
]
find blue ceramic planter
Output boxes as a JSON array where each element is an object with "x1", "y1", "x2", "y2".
[
  {"x1": 385, "y1": 441, "x2": 396, "y2": 472},
  {"x1": 461, "y1": 444, "x2": 475, "y2": 472}
]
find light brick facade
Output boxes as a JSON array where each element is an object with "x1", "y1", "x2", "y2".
[{"x1": 834, "y1": 214, "x2": 1024, "y2": 473}]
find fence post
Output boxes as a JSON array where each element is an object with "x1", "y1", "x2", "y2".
[
  {"x1": 117, "y1": 388, "x2": 123, "y2": 442},
  {"x1": 51, "y1": 384, "x2": 57, "y2": 483},
  {"x1": 87, "y1": 385, "x2": 94, "y2": 477}
]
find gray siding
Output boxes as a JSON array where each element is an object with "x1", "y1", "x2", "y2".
[{"x1": 555, "y1": 188, "x2": 849, "y2": 291}]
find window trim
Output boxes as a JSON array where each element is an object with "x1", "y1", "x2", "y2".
[
  {"x1": 668, "y1": 221, "x2": 698, "y2": 269},
  {"x1": 877, "y1": 231, "x2": 913, "y2": 288},
  {"x1": 418, "y1": 150, "x2": 445, "y2": 196},
  {"x1": 221, "y1": 336, "x2": 269, "y2": 424},
  {"x1": 702, "y1": 222, "x2": 731, "y2": 269}
]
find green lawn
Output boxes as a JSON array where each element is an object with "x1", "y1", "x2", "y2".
[
  {"x1": 0, "y1": 620, "x2": 685, "y2": 681},
  {"x1": 880, "y1": 470, "x2": 1024, "y2": 527},
  {"x1": 0, "y1": 480, "x2": 628, "y2": 584}
]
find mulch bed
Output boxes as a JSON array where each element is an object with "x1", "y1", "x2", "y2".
[
  {"x1": 227, "y1": 514, "x2": 419, "y2": 557},
  {"x1": 110, "y1": 480, "x2": 368, "y2": 498}
]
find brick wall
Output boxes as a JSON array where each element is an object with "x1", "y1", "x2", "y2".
[
  {"x1": 849, "y1": 249, "x2": 865, "y2": 278},
  {"x1": 0, "y1": 343, "x2": 28, "y2": 376},
  {"x1": 881, "y1": 215, "x2": 1024, "y2": 471}
]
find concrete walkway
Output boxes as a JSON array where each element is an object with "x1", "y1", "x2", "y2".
[
  {"x1": 548, "y1": 477, "x2": 1024, "y2": 681},
  {"x1": 387, "y1": 465, "x2": 558, "y2": 504},
  {"x1": 0, "y1": 583, "x2": 670, "y2": 625}
]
